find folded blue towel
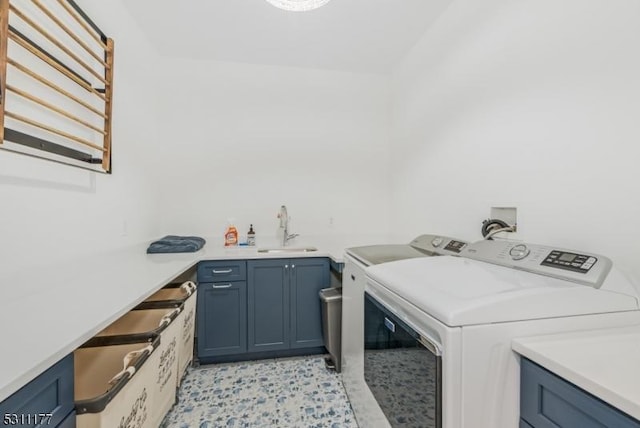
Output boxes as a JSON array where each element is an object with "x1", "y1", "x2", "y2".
[{"x1": 147, "y1": 235, "x2": 206, "y2": 253}]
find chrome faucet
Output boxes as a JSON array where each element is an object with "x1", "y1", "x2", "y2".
[{"x1": 278, "y1": 205, "x2": 298, "y2": 246}]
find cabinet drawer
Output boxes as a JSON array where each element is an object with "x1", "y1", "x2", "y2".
[
  {"x1": 520, "y1": 358, "x2": 640, "y2": 428},
  {"x1": 198, "y1": 260, "x2": 246, "y2": 282},
  {"x1": 0, "y1": 354, "x2": 74, "y2": 427}
]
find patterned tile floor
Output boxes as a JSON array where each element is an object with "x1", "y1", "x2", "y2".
[{"x1": 161, "y1": 356, "x2": 358, "y2": 428}]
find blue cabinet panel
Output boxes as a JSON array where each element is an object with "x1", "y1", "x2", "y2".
[
  {"x1": 199, "y1": 257, "x2": 329, "y2": 362},
  {"x1": 520, "y1": 358, "x2": 640, "y2": 428},
  {"x1": 0, "y1": 354, "x2": 74, "y2": 428},
  {"x1": 247, "y1": 259, "x2": 290, "y2": 352},
  {"x1": 58, "y1": 411, "x2": 76, "y2": 428},
  {"x1": 198, "y1": 260, "x2": 246, "y2": 283},
  {"x1": 290, "y1": 258, "x2": 329, "y2": 349},
  {"x1": 520, "y1": 419, "x2": 534, "y2": 428},
  {"x1": 197, "y1": 281, "x2": 247, "y2": 358}
]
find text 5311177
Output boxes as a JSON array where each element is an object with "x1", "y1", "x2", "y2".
[{"x1": 3, "y1": 413, "x2": 53, "y2": 425}]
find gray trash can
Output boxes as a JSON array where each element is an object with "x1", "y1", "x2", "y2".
[{"x1": 319, "y1": 287, "x2": 342, "y2": 372}]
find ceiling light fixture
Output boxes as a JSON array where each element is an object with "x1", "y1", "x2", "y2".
[{"x1": 265, "y1": 0, "x2": 332, "y2": 12}]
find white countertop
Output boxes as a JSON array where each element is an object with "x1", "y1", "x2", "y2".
[
  {"x1": 0, "y1": 233, "x2": 391, "y2": 402},
  {"x1": 196, "y1": 234, "x2": 388, "y2": 264},
  {"x1": 513, "y1": 325, "x2": 640, "y2": 421}
]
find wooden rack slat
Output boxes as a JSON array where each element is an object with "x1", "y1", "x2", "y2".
[
  {"x1": 8, "y1": 58, "x2": 107, "y2": 119},
  {"x1": 102, "y1": 38, "x2": 114, "y2": 171},
  {"x1": 0, "y1": 0, "x2": 9, "y2": 144},
  {"x1": 2, "y1": 0, "x2": 113, "y2": 173},
  {"x1": 9, "y1": 4, "x2": 108, "y2": 85},
  {"x1": 5, "y1": 110, "x2": 105, "y2": 151},
  {"x1": 31, "y1": 0, "x2": 108, "y2": 69},
  {"x1": 56, "y1": 0, "x2": 107, "y2": 50},
  {"x1": 9, "y1": 30, "x2": 106, "y2": 101},
  {"x1": 7, "y1": 85, "x2": 106, "y2": 134}
]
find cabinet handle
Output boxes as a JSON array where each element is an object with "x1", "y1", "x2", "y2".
[
  {"x1": 384, "y1": 317, "x2": 396, "y2": 333},
  {"x1": 351, "y1": 274, "x2": 355, "y2": 281},
  {"x1": 292, "y1": 264, "x2": 295, "y2": 269},
  {"x1": 285, "y1": 264, "x2": 289, "y2": 269},
  {"x1": 212, "y1": 269, "x2": 233, "y2": 274},
  {"x1": 212, "y1": 283, "x2": 233, "y2": 289}
]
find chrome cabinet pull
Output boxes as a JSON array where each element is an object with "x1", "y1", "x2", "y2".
[
  {"x1": 292, "y1": 264, "x2": 295, "y2": 269},
  {"x1": 212, "y1": 269, "x2": 233, "y2": 274},
  {"x1": 285, "y1": 264, "x2": 289, "y2": 269},
  {"x1": 212, "y1": 283, "x2": 233, "y2": 289},
  {"x1": 384, "y1": 317, "x2": 395, "y2": 333}
]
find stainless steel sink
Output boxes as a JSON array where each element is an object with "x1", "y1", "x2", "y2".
[{"x1": 257, "y1": 247, "x2": 318, "y2": 253}]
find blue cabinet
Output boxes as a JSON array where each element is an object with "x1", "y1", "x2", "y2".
[
  {"x1": 0, "y1": 354, "x2": 75, "y2": 428},
  {"x1": 198, "y1": 257, "x2": 329, "y2": 362},
  {"x1": 520, "y1": 419, "x2": 534, "y2": 428},
  {"x1": 247, "y1": 259, "x2": 290, "y2": 352},
  {"x1": 247, "y1": 258, "x2": 329, "y2": 352},
  {"x1": 57, "y1": 411, "x2": 76, "y2": 428},
  {"x1": 197, "y1": 260, "x2": 248, "y2": 359},
  {"x1": 198, "y1": 260, "x2": 246, "y2": 283},
  {"x1": 520, "y1": 358, "x2": 640, "y2": 428},
  {"x1": 290, "y1": 258, "x2": 329, "y2": 349}
]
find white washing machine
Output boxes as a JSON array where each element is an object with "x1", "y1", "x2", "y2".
[
  {"x1": 341, "y1": 234, "x2": 468, "y2": 427},
  {"x1": 362, "y1": 239, "x2": 640, "y2": 428}
]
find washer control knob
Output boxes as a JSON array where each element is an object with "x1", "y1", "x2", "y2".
[
  {"x1": 431, "y1": 237, "x2": 443, "y2": 248},
  {"x1": 509, "y1": 244, "x2": 530, "y2": 260}
]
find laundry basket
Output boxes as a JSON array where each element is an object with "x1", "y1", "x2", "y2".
[
  {"x1": 94, "y1": 305, "x2": 182, "y2": 427},
  {"x1": 74, "y1": 335, "x2": 159, "y2": 428},
  {"x1": 136, "y1": 281, "x2": 197, "y2": 384}
]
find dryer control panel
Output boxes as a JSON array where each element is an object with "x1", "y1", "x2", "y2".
[
  {"x1": 410, "y1": 234, "x2": 468, "y2": 255},
  {"x1": 540, "y1": 250, "x2": 598, "y2": 273},
  {"x1": 461, "y1": 240, "x2": 612, "y2": 289}
]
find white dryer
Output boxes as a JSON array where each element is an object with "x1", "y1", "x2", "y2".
[
  {"x1": 363, "y1": 240, "x2": 640, "y2": 428},
  {"x1": 342, "y1": 235, "x2": 468, "y2": 427}
]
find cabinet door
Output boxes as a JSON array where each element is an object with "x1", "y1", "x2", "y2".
[
  {"x1": 521, "y1": 358, "x2": 640, "y2": 428},
  {"x1": 58, "y1": 411, "x2": 76, "y2": 428},
  {"x1": 0, "y1": 354, "x2": 74, "y2": 428},
  {"x1": 290, "y1": 258, "x2": 329, "y2": 349},
  {"x1": 247, "y1": 259, "x2": 290, "y2": 352},
  {"x1": 197, "y1": 281, "x2": 247, "y2": 358}
]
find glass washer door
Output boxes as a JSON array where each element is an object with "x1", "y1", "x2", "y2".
[{"x1": 364, "y1": 292, "x2": 442, "y2": 428}]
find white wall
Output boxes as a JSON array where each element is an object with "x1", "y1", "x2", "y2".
[
  {"x1": 0, "y1": 1, "x2": 163, "y2": 277},
  {"x1": 155, "y1": 59, "x2": 391, "y2": 242},
  {"x1": 390, "y1": 0, "x2": 640, "y2": 280}
]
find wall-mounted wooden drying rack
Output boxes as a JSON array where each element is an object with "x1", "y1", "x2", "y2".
[{"x1": 0, "y1": 0, "x2": 114, "y2": 173}]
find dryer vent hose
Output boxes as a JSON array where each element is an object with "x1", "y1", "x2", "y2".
[{"x1": 481, "y1": 218, "x2": 515, "y2": 240}]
